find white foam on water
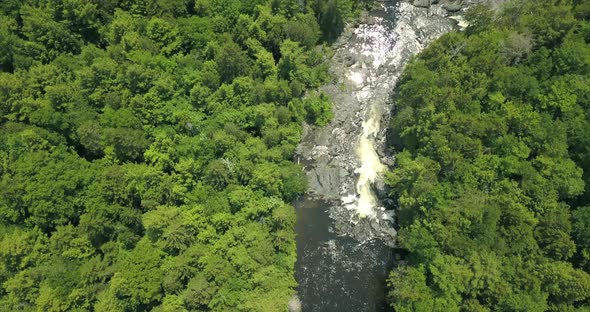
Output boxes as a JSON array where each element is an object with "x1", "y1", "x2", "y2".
[
  {"x1": 347, "y1": 70, "x2": 364, "y2": 86},
  {"x1": 339, "y1": 2, "x2": 454, "y2": 220},
  {"x1": 354, "y1": 105, "x2": 387, "y2": 217},
  {"x1": 449, "y1": 15, "x2": 470, "y2": 29},
  {"x1": 340, "y1": 8, "x2": 396, "y2": 218}
]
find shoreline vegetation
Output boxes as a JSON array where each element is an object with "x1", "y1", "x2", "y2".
[
  {"x1": 387, "y1": 0, "x2": 590, "y2": 310},
  {"x1": 0, "y1": 0, "x2": 372, "y2": 311}
]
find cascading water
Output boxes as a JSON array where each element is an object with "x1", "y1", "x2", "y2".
[
  {"x1": 354, "y1": 104, "x2": 387, "y2": 218},
  {"x1": 293, "y1": 1, "x2": 472, "y2": 311}
]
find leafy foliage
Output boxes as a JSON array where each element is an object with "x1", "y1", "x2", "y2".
[
  {"x1": 387, "y1": 0, "x2": 590, "y2": 310},
  {"x1": 0, "y1": 0, "x2": 360, "y2": 310}
]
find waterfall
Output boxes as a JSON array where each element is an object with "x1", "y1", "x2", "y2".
[{"x1": 353, "y1": 104, "x2": 387, "y2": 218}]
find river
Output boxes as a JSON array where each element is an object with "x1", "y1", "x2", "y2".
[{"x1": 293, "y1": 1, "x2": 465, "y2": 311}]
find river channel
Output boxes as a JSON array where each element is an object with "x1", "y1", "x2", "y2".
[{"x1": 293, "y1": 1, "x2": 463, "y2": 311}]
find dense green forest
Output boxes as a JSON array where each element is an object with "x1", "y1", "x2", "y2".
[
  {"x1": 0, "y1": 0, "x2": 368, "y2": 311},
  {"x1": 387, "y1": 0, "x2": 590, "y2": 311}
]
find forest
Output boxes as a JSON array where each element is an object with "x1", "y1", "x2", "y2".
[
  {"x1": 387, "y1": 0, "x2": 590, "y2": 311},
  {"x1": 4, "y1": 0, "x2": 590, "y2": 310},
  {"x1": 0, "y1": 0, "x2": 369, "y2": 311}
]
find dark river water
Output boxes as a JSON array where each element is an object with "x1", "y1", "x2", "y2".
[{"x1": 294, "y1": 197, "x2": 394, "y2": 312}]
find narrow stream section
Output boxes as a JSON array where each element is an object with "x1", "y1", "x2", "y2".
[{"x1": 293, "y1": 1, "x2": 466, "y2": 311}]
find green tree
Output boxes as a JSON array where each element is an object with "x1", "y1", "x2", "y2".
[{"x1": 96, "y1": 238, "x2": 165, "y2": 311}]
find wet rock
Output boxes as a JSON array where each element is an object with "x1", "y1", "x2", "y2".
[
  {"x1": 428, "y1": 4, "x2": 448, "y2": 16},
  {"x1": 413, "y1": 0, "x2": 431, "y2": 7},
  {"x1": 343, "y1": 55, "x2": 355, "y2": 67},
  {"x1": 381, "y1": 156, "x2": 395, "y2": 167},
  {"x1": 307, "y1": 165, "x2": 341, "y2": 200},
  {"x1": 370, "y1": 219, "x2": 381, "y2": 232},
  {"x1": 442, "y1": 0, "x2": 463, "y2": 12},
  {"x1": 383, "y1": 198, "x2": 395, "y2": 208},
  {"x1": 381, "y1": 225, "x2": 397, "y2": 243},
  {"x1": 373, "y1": 178, "x2": 388, "y2": 200},
  {"x1": 413, "y1": 0, "x2": 440, "y2": 7}
]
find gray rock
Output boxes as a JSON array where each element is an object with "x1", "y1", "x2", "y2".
[
  {"x1": 413, "y1": 0, "x2": 441, "y2": 7},
  {"x1": 383, "y1": 198, "x2": 395, "y2": 208},
  {"x1": 382, "y1": 226, "x2": 397, "y2": 242},
  {"x1": 442, "y1": 0, "x2": 463, "y2": 12},
  {"x1": 373, "y1": 178, "x2": 388, "y2": 200},
  {"x1": 381, "y1": 156, "x2": 395, "y2": 167},
  {"x1": 307, "y1": 165, "x2": 341, "y2": 200},
  {"x1": 370, "y1": 219, "x2": 381, "y2": 232},
  {"x1": 413, "y1": 0, "x2": 432, "y2": 7}
]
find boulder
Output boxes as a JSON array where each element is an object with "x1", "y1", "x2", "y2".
[
  {"x1": 372, "y1": 178, "x2": 388, "y2": 200},
  {"x1": 413, "y1": 0, "x2": 432, "y2": 7},
  {"x1": 442, "y1": 0, "x2": 463, "y2": 12},
  {"x1": 414, "y1": 0, "x2": 440, "y2": 6}
]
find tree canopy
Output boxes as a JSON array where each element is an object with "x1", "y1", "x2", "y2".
[
  {"x1": 0, "y1": 0, "x2": 369, "y2": 310},
  {"x1": 387, "y1": 0, "x2": 590, "y2": 310}
]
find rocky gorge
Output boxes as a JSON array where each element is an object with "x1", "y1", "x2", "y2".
[{"x1": 292, "y1": 0, "x2": 495, "y2": 311}]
